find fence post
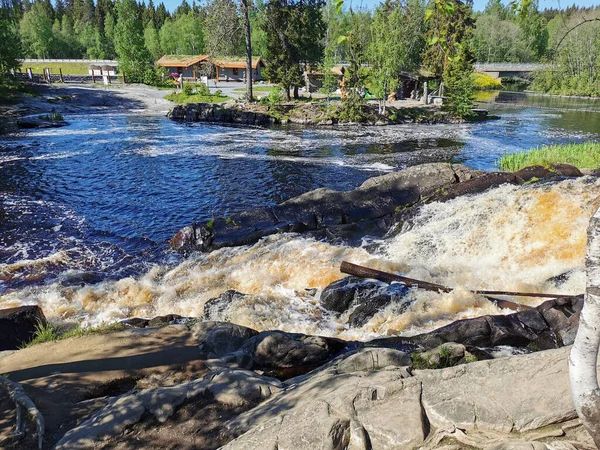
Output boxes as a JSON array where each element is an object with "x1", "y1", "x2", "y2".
[{"x1": 59, "y1": 68, "x2": 64, "y2": 83}]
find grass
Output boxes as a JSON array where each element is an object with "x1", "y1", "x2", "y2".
[
  {"x1": 42, "y1": 112, "x2": 64, "y2": 121},
  {"x1": 164, "y1": 91, "x2": 232, "y2": 104},
  {"x1": 18, "y1": 62, "x2": 91, "y2": 75},
  {"x1": 233, "y1": 85, "x2": 278, "y2": 94},
  {"x1": 497, "y1": 142, "x2": 600, "y2": 172},
  {"x1": 22, "y1": 321, "x2": 126, "y2": 348}
]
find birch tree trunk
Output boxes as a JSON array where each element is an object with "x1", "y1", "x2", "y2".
[{"x1": 569, "y1": 206, "x2": 600, "y2": 448}]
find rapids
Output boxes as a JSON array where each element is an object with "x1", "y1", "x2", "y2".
[
  {"x1": 2, "y1": 91, "x2": 600, "y2": 340},
  {"x1": 1, "y1": 176, "x2": 598, "y2": 340}
]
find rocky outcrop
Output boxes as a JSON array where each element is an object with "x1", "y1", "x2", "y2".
[
  {"x1": 222, "y1": 346, "x2": 588, "y2": 450},
  {"x1": 372, "y1": 295, "x2": 583, "y2": 351},
  {"x1": 171, "y1": 163, "x2": 477, "y2": 253},
  {"x1": 168, "y1": 103, "x2": 278, "y2": 126},
  {"x1": 203, "y1": 290, "x2": 248, "y2": 321},
  {"x1": 0, "y1": 305, "x2": 46, "y2": 350},
  {"x1": 54, "y1": 368, "x2": 282, "y2": 449},
  {"x1": 167, "y1": 102, "x2": 457, "y2": 127}
]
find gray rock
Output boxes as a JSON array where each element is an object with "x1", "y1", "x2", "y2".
[
  {"x1": 0, "y1": 305, "x2": 46, "y2": 351},
  {"x1": 336, "y1": 348, "x2": 411, "y2": 374},
  {"x1": 239, "y1": 330, "x2": 347, "y2": 372},
  {"x1": 223, "y1": 347, "x2": 585, "y2": 450},
  {"x1": 319, "y1": 276, "x2": 387, "y2": 314},
  {"x1": 54, "y1": 368, "x2": 281, "y2": 449},
  {"x1": 193, "y1": 321, "x2": 259, "y2": 358}
]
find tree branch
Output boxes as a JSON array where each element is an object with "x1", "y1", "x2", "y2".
[{"x1": 555, "y1": 17, "x2": 600, "y2": 52}]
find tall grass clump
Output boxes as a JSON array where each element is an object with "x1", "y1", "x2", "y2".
[{"x1": 498, "y1": 142, "x2": 600, "y2": 172}]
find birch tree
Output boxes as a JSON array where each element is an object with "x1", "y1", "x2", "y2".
[{"x1": 569, "y1": 207, "x2": 600, "y2": 447}]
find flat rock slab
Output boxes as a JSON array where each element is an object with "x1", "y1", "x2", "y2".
[{"x1": 222, "y1": 346, "x2": 588, "y2": 450}]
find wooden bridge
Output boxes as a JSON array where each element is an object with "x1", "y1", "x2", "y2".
[{"x1": 474, "y1": 63, "x2": 550, "y2": 79}]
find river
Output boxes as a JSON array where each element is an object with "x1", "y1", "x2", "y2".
[{"x1": 1, "y1": 91, "x2": 599, "y2": 339}]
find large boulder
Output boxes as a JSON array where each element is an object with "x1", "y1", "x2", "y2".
[
  {"x1": 171, "y1": 163, "x2": 477, "y2": 253},
  {"x1": 0, "y1": 305, "x2": 46, "y2": 350},
  {"x1": 193, "y1": 321, "x2": 259, "y2": 358},
  {"x1": 220, "y1": 331, "x2": 349, "y2": 378}
]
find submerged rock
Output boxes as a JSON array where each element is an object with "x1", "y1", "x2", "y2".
[
  {"x1": 0, "y1": 305, "x2": 46, "y2": 350},
  {"x1": 204, "y1": 290, "x2": 248, "y2": 321},
  {"x1": 171, "y1": 163, "x2": 476, "y2": 253}
]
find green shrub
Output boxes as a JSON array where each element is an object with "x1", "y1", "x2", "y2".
[
  {"x1": 259, "y1": 89, "x2": 284, "y2": 106},
  {"x1": 182, "y1": 83, "x2": 194, "y2": 95},
  {"x1": 473, "y1": 72, "x2": 503, "y2": 90}
]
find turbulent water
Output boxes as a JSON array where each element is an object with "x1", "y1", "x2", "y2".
[{"x1": 1, "y1": 92, "x2": 600, "y2": 340}]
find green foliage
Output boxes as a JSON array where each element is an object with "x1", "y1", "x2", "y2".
[
  {"x1": 182, "y1": 81, "x2": 194, "y2": 95},
  {"x1": 159, "y1": 11, "x2": 204, "y2": 56},
  {"x1": 258, "y1": 89, "x2": 284, "y2": 106},
  {"x1": 0, "y1": 3, "x2": 22, "y2": 76},
  {"x1": 497, "y1": 142, "x2": 600, "y2": 171},
  {"x1": 262, "y1": 0, "x2": 326, "y2": 100},
  {"x1": 114, "y1": 0, "x2": 151, "y2": 82},
  {"x1": 204, "y1": 0, "x2": 243, "y2": 57},
  {"x1": 411, "y1": 345, "x2": 459, "y2": 370},
  {"x1": 22, "y1": 321, "x2": 61, "y2": 347},
  {"x1": 165, "y1": 90, "x2": 231, "y2": 104},
  {"x1": 443, "y1": 42, "x2": 475, "y2": 118},
  {"x1": 473, "y1": 72, "x2": 502, "y2": 90},
  {"x1": 368, "y1": 0, "x2": 425, "y2": 114}
]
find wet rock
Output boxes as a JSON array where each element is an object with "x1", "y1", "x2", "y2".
[
  {"x1": 204, "y1": 290, "x2": 247, "y2": 320},
  {"x1": 193, "y1": 321, "x2": 259, "y2": 358},
  {"x1": 348, "y1": 283, "x2": 412, "y2": 328},
  {"x1": 320, "y1": 276, "x2": 385, "y2": 314},
  {"x1": 121, "y1": 314, "x2": 184, "y2": 328},
  {"x1": 372, "y1": 296, "x2": 584, "y2": 351},
  {"x1": 0, "y1": 305, "x2": 46, "y2": 351},
  {"x1": 320, "y1": 276, "x2": 412, "y2": 327},
  {"x1": 171, "y1": 163, "x2": 477, "y2": 253}
]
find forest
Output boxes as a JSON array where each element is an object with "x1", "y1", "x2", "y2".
[{"x1": 1, "y1": 0, "x2": 600, "y2": 99}]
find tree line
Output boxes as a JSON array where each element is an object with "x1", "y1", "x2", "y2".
[{"x1": 2, "y1": 0, "x2": 600, "y2": 104}]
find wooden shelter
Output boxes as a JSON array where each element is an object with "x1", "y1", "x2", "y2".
[
  {"x1": 156, "y1": 55, "x2": 210, "y2": 80},
  {"x1": 212, "y1": 58, "x2": 265, "y2": 82}
]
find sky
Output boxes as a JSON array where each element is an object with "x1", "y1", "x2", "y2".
[{"x1": 161, "y1": 0, "x2": 600, "y2": 12}]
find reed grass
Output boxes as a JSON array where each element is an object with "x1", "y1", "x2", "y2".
[
  {"x1": 497, "y1": 142, "x2": 600, "y2": 172},
  {"x1": 22, "y1": 321, "x2": 125, "y2": 348}
]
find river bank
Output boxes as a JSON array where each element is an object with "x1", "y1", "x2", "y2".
[
  {"x1": 0, "y1": 83, "x2": 172, "y2": 134},
  {"x1": 167, "y1": 99, "x2": 475, "y2": 127}
]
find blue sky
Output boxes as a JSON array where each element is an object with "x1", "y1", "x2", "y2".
[{"x1": 161, "y1": 0, "x2": 600, "y2": 12}]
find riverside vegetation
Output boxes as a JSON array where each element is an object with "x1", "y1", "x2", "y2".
[{"x1": 498, "y1": 142, "x2": 600, "y2": 172}]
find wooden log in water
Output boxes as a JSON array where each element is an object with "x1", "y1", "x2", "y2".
[{"x1": 340, "y1": 261, "x2": 581, "y2": 311}]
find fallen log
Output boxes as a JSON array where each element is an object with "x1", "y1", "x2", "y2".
[
  {"x1": 0, "y1": 375, "x2": 45, "y2": 449},
  {"x1": 340, "y1": 261, "x2": 581, "y2": 311}
]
